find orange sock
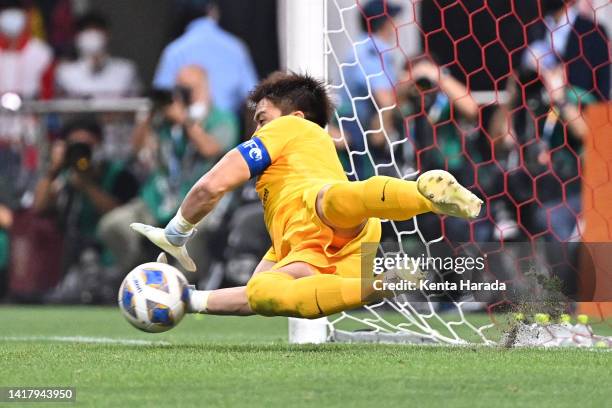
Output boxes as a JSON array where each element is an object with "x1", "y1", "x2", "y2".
[
  {"x1": 321, "y1": 176, "x2": 433, "y2": 229},
  {"x1": 246, "y1": 271, "x2": 367, "y2": 318}
]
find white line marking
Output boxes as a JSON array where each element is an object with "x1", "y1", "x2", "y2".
[{"x1": 0, "y1": 336, "x2": 171, "y2": 346}]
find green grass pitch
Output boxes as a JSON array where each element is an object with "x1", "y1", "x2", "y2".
[{"x1": 0, "y1": 306, "x2": 610, "y2": 407}]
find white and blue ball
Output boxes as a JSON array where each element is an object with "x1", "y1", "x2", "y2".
[{"x1": 118, "y1": 262, "x2": 189, "y2": 333}]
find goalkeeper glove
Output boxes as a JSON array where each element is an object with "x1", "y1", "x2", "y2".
[{"x1": 130, "y1": 210, "x2": 197, "y2": 272}]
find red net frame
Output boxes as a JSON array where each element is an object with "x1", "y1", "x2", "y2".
[{"x1": 325, "y1": 0, "x2": 612, "y2": 342}]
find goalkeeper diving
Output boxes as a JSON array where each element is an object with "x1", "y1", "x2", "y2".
[{"x1": 131, "y1": 72, "x2": 483, "y2": 319}]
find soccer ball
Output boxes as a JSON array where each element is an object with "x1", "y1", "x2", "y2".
[{"x1": 118, "y1": 262, "x2": 189, "y2": 333}]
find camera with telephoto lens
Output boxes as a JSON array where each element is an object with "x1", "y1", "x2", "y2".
[
  {"x1": 64, "y1": 142, "x2": 92, "y2": 172},
  {"x1": 173, "y1": 85, "x2": 192, "y2": 105},
  {"x1": 149, "y1": 86, "x2": 193, "y2": 111},
  {"x1": 149, "y1": 87, "x2": 194, "y2": 126},
  {"x1": 150, "y1": 89, "x2": 173, "y2": 113},
  {"x1": 414, "y1": 77, "x2": 434, "y2": 92}
]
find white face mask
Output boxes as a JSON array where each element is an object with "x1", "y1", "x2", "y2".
[
  {"x1": 76, "y1": 29, "x2": 107, "y2": 57},
  {"x1": 0, "y1": 9, "x2": 26, "y2": 38}
]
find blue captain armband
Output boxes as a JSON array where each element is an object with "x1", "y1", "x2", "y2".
[{"x1": 237, "y1": 136, "x2": 271, "y2": 178}]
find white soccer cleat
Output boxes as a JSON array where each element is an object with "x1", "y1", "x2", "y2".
[
  {"x1": 130, "y1": 223, "x2": 197, "y2": 272},
  {"x1": 417, "y1": 170, "x2": 483, "y2": 219}
]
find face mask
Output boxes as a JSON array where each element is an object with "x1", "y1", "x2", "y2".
[
  {"x1": 0, "y1": 9, "x2": 26, "y2": 38},
  {"x1": 76, "y1": 29, "x2": 107, "y2": 57}
]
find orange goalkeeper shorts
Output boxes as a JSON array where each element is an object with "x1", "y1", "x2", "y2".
[{"x1": 262, "y1": 183, "x2": 381, "y2": 278}]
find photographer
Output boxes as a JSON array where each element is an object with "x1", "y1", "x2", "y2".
[
  {"x1": 336, "y1": 0, "x2": 403, "y2": 179},
  {"x1": 525, "y1": 0, "x2": 609, "y2": 100},
  {"x1": 499, "y1": 65, "x2": 594, "y2": 239},
  {"x1": 397, "y1": 57, "x2": 479, "y2": 186},
  {"x1": 394, "y1": 58, "x2": 488, "y2": 310},
  {"x1": 488, "y1": 63, "x2": 597, "y2": 301},
  {"x1": 98, "y1": 65, "x2": 238, "y2": 276},
  {"x1": 396, "y1": 58, "x2": 487, "y2": 244},
  {"x1": 32, "y1": 117, "x2": 139, "y2": 272}
]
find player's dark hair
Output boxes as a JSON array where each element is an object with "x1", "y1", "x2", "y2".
[
  {"x1": 248, "y1": 72, "x2": 333, "y2": 128},
  {"x1": 76, "y1": 12, "x2": 109, "y2": 32}
]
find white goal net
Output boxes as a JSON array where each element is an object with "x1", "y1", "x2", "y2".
[
  {"x1": 283, "y1": 0, "x2": 612, "y2": 347},
  {"x1": 322, "y1": 0, "x2": 495, "y2": 345}
]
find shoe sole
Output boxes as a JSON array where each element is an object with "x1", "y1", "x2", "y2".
[{"x1": 417, "y1": 170, "x2": 483, "y2": 219}]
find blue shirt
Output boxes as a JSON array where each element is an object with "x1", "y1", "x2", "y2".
[
  {"x1": 153, "y1": 17, "x2": 258, "y2": 113},
  {"x1": 339, "y1": 34, "x2": 397, "y2": 125}
]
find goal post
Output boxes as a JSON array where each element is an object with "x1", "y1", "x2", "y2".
[{"x1": 281, "y1": 0, "x2": 329, "y2": 344}]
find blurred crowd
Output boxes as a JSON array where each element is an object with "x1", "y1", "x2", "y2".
[
  {"x1": 336, "y1": 0, "x2": 608, "y2": 244},
  {"x1": 0, "y1": 0, "x2": 609, "y2": 305},
  {"x1": 333, "y1": 0, "x2": 608, "y2": 305},
  {"x1": 0, "y1": 0, "x2": 264, "y2": 302}
]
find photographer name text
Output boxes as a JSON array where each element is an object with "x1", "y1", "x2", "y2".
[{"x1": 373, "y1": 279, "x2": 506, "y2": 292}]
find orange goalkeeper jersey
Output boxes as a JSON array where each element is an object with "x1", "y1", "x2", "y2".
[
  {"x1": 236, "y1": 115, "x2": 380, "y2": 275},
  {"x1": 238, "y1": 116, "x2": 346, "y2": 226}
]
